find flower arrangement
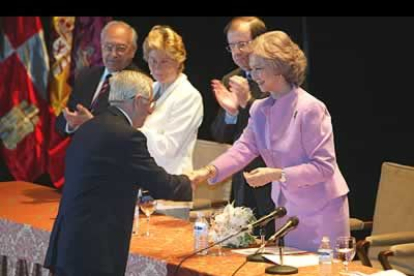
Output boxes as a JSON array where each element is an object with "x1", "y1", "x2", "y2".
[{"x1": 209, "y1": 203, "x2": 256, "y2": 248}]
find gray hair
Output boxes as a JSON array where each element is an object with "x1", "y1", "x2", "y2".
[
  {"x1": 108, "y1": 70, "x2": 153, "y2": 104},
  {"x1": 101, "y1": 20, "x2": 138, "y2": 49}
]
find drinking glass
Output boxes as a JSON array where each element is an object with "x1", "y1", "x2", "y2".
[
  {"x1": 335, "y1": 236, "x2": 356, "y2": 273},
  {"x1": 139, "y1": 194, "x2": 157, "y2": 237}
]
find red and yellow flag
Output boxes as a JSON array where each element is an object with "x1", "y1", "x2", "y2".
[
  {"x1": 47, "y1": 17, "x2": 75, "y2": 188},
  {"x1": 0, "y1": 17, "x2": 50, "y2": 181},
  {"x1": 47, "y1": 16, "x2": 111, "y2": 188}
]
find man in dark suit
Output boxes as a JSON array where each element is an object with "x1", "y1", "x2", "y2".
[
  {"x1": 210, "y1": 17, "x2": 275, "y2": 238},
  {"x1": 56, "y1": 20, "x2": 139, "y2": 136},
  {"x1": 44, "y1": 70, "x2": 194, "y2": 276}
]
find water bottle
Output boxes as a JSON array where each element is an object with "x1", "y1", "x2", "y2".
[
  {"x1": 318, "y1": 236, "x2": 333, "y2": 276},
  {"x1": 194, "y1": 212, "x2": 209, "y2": 255}
]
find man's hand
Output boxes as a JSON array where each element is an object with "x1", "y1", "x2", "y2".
[
  {"x1": 229, "y1": 76, "x2": 252, "y2": 109},
  {"x1": 63, "y1": 104, "x2": 94, "y2": 129},
  {"x1": 211, "y1": 79, "x2": 239, "y2": 115},
  {"x1": 185, "y1": 165, "x2": 217, "y2": 191},
  {"x1": 243, "y1": 167, "x2": 282, "y2": 187}
]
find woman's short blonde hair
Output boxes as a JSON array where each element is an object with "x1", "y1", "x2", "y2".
[
  {"x1": 250, "y1": 31, "x2": 307, "y2": 86},
  {"x1": 142, "y1": 25, "x2": 187, "y2": 72}
]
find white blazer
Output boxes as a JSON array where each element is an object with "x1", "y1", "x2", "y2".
[{"x1": 140, "y1": 73, "x2": 203, "y2": 174}]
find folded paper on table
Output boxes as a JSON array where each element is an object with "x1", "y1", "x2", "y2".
[
  {"x1": 339, "y1": 269, "x2": 407, "y2": 276},
  {"x1": 366, "y1": 270, "x2": 407, "y2": 276},
  {"x1": 155, "y1": 200, "x2": 190, "y2": 220},
  {"x1": 262, "y1": 253, "x2": 319, "y2": 267},
  {"x1": 232, "y1": 246, "x2": 307, "y2": 256}
]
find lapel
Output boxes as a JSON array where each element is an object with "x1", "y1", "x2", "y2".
[
  {"x1": 261, "y1": 88, "x2": 299, "y2": 145},
  {"x1": 85, "y1": 67, "x2": 106, "y2": 106},
  {"x1": 153, "y1": 73, "x2": 187, "y2": 105}
]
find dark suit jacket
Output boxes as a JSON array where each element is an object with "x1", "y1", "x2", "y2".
[
  {"x1": 210, "y1": 68, "x2": 275, "y2": 237},
  {"x1": 55, "y1": 64, "x2": 139, "y2": 136},
  {"x1": 44, "y1": 106, "x2": 191, "y2": 275}
]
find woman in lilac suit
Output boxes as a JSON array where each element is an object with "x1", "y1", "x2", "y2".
[{"x1": 193, "y1": 30, "x2": 350, "y2": 251}]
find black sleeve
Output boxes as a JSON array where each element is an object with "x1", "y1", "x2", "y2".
[
  {"x1": 210, "y1": 108, "x2": 237, "y2": 143},
  {"x1": 55, "y1": 67, "x2": 102, "y2": 136},
  {"x1": 126, "y1": 131, "x2": 192, "y2": 201},
  {"x1": 55, "y1": 89, "x2": 83, "y2": 136},
  {"x1": 210, "y1": 73, "x2": 238, "y2": 143}
]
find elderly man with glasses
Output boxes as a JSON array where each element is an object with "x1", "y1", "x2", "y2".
[{"x1": 56, "y1": 20, "x2": 140, "y2": 136}]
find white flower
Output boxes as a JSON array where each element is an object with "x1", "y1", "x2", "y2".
[{"x1": 209, "y1": 203, "x2": 256, "y2": 248}]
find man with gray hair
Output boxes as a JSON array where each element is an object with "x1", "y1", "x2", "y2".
[
  {"x1": 45, "y1": 70, "x2": 193, "y2": 276},
  {"x1": 56, "y1": 20, "x2": 140, "y2": 136}
]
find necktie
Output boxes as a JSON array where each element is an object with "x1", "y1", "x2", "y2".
[{"x1": 90, "y1": 74, "x2": 112, "y2": 111}]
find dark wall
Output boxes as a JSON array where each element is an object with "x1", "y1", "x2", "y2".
[
  {"x1": 305, "y1": 16, "x2": 414, "y2": 220},
  {"x1": 3, "y1": 16, "x2": 414, "y2": 222}
]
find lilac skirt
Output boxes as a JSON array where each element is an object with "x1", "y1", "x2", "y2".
[{"x1": 274, "y1": 194, "x2": 350, "y2": 252}]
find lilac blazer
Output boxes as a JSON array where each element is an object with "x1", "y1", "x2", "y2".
[{"x1": 211, "y1": 87, "x2": 349, "y2": 215}]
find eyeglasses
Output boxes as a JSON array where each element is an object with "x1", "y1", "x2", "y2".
[
  {"x1": 226, "y1": 40, "x2": 252, "y2": 53},
  {"x1": 102, "y1": 43, "x2": 129, "y2": 55}
]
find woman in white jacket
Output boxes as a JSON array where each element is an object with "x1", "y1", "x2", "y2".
[{"x1": 140, "y1": 25, "x2": 203, "y2": 174}]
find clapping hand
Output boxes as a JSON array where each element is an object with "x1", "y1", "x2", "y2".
[
  {"x1": 63, "y1": 104, "x2": 94, "y2": 130},
  {"x1": 228, "y1": 75, "x2": 252, "y2": 109},
  {"x1": 243, "y1": 167, "x2": 282, "y2": 187},
  {"x1": 211, "y1": 79, "x2": 239, "y2": 115}
]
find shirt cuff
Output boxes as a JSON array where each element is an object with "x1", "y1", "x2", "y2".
[
  {"x1": 65, "y1": 123, "x2": 78, "y2": 134},
  {"x1": 224, "y1": 112, "x2": 238, "y2": 124}
]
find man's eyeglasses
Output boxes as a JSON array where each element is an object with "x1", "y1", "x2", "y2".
[
  {"x1": 226, "y1": 41, "x2": 252, "y2": 53},
  {"x1": 102, "y1": 43, "x2": 129, "y2": 55}
]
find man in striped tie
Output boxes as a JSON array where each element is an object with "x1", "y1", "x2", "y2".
[{"x1": 56, "y1": 20, "x2": 139, "y2": 136}]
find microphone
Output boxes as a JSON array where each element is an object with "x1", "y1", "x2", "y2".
[
  {"x1": 268, "y1": 216, "x2": 299, "y2": 242},
  {"x1": 241, "y1": 207, "x2": 287, "y2": 231}
]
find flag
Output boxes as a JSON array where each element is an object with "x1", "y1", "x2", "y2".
[
  {"x1": 69, "y1": 16, "x2": 111, "y2": 85},
  {"x1": 47, "y1": 16, "x2": 75, "y2": 188},
  {"x1": 47, "y1": 16, "x2": 111, "y2": 188},
  {"x1": 0, "y1": 17, "x2": 50, "y2": 181}
]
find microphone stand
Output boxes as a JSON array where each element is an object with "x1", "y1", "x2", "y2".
[
  {"x1": 246, "y1": 226, "x2": 273, "y2": 263},
  {"x1": 173, "y1": 226, "x2": 249, "y2": 276},
  {"x1": 265, "y1": 237, "x2": 298, "y2": 275}
]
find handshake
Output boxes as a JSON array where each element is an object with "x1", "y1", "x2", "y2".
[
  {"x1": 184, "y1": 165, "x2": 284, "y2": 191},
  {"x1": 184, "y1": 165, "x2": 216, "y2": 190}
]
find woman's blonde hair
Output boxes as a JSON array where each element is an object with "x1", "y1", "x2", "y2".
[
  {"x1": 143, "y1": 25, "x2": 187, "y2": 72},
  {"x1": 250, "y1": 31, "x2": 307, "y2": 86}
]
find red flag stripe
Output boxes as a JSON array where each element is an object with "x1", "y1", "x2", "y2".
[{"x1": 2, "y1": 17, "x2": 42, "y2": 49}]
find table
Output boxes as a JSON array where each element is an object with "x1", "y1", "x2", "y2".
[{"x1": 0, "y1": 181, "x2": 379, "y2": 276}]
